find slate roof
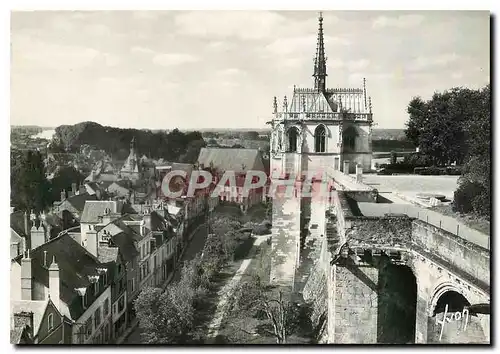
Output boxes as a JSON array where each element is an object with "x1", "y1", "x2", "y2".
[
  {"x1": 100, "y1": 220, "x2": 141, "y2": 262},
  {"x1": 197, "y1": 148, "x2": 266, "y2": 174},
  {"x1": 10, "y1": 211, "x2": 27, "y2": 238},
  {"x1": 111, "y1": 180, "x2": 133, "y2": 190},
  {"x1": 12, "y1": 234, "x2": 110, "y2": 321},
  {"x1": 10, "y1": 328, "x2": 24, "y2": 344},
  {"x1": 11, "y1": 299, "x2": 51, "y2": 336},
  {"x1": 63, "y1": 193, "x2": 98, "y2": 214},
  {"x1": 81, "y1": 201, "x2": 123, "y2": 224},
  {"x1": 288, "y1": 90, "x2": 338, "y2": 113}
]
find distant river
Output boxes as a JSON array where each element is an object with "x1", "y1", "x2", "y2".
[{"x1": 31, "y1": 129, "x2": 56, "y2": 140}]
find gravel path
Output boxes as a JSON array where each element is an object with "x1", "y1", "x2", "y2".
[{"x1": 206, "y1": 235, "x2": 268, "y2": 339}]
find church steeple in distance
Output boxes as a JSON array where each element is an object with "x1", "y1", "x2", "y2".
[{"x1": 313, "y1": 12, "x2": 327, "y2": 93}]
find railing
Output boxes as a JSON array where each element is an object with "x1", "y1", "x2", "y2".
[{"x1": 273, "y1": 112, "x2": 372, "y2": 121}]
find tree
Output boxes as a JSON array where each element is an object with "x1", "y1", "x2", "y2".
[
  {"x1": 49, "y1": 166, "x2": 86, "y2": 201},
  {"x1": 134, "y1": 285, "x2": 195, "y2": 344},
  {"x1": 227, "y1": 277, "x2": 305, "y2": 344},
  {"x1": 241, "y1": 131, "x2": 259, "y2": 140},
  {"x1": 179, "y1": 139, "x2": 206, "y2": 164},
  {"x1": 453, "y1": 84, "x2": 490, "y2": 217},
  {"x1": 11, "y1": 150, "x2": 51, "y2": 212},
  {"x1": 404, "y1": 88, "x2": 478, "y2": 166}
]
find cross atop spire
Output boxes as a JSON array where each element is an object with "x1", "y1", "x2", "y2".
[{"x1": 313, "y1": 12, "x2": 327, "y2": 93}]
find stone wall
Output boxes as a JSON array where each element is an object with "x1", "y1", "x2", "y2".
[
  {"x1": 270, "y1": 194, "x2": 301, "y2": 289},
  {"x1": 302, "y1": 260, "x2": 328, "y2": 343},
  {"x1": 332, "y1": 265, "x2": 379, "y2": 343},
  {"x1": 411, "y1": 220, "x2": 490, "y2": 287}
]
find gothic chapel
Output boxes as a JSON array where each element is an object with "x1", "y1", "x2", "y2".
[{"x1": 269, "y1": 12, "x2": 374, "y2": 176}]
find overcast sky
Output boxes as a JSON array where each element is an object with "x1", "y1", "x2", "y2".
[{"x1": 10, "y1": 10, "x2": 490, "y2": 130}]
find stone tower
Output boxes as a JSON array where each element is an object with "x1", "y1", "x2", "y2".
[
  {"x1": 268, "y1": 12, "x2": 374, "y2": 290},
  {"x1": 269, "y1": 12, "x2": 374, "y2": 177},
  {"x1": 120, "y1": 137, "x2": 141, "y2": 181}
]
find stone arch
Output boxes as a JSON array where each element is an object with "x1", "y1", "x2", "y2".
[
  {"x1": 287, "y1": 126, "x2": 300, "y2": 153},
  {"x1": 427, "y1": 282, "x2": 488, "y2": 343},
  {"x1": 314, "y1": 124, "x2": 327, "y2": 153},
  {"x1": 428, "y1": 282, "x2": 467, "y2": 316},
  {"x1": 377, "y1": 262, "x2": 418, "y2": 344}
]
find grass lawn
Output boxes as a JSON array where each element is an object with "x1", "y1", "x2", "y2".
[{"x1": 431, "y1": 204, "x2": 490, "y2": 235}]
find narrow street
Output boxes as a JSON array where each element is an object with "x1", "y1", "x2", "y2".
[{"x1": 122, "y1": 224, "x2": 208, "y2": 344}]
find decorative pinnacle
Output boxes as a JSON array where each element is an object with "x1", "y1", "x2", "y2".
[
  {"x1": 363, "y1": 78, "x2": 367, "y2": 110},
  {"x1": 368, "y1": 96, "x2": 372, "y2": 113},
  {"x1": 313, "y1": 11, "x2": 327, "y2": 92},
  {"x1": 273, "y1": 96, "x2": 278, "y2": 114},
  {"x1": 283, "y1": 96, "x2": 288, "y2": 112}
]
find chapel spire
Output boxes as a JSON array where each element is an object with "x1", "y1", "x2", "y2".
[{"x1": 313, "y1": 12, "x2": 327, "y2": 93}]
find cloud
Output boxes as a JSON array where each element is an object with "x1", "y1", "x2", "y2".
[
  {"x1": 215, "y1": 68, "x2": 246, "y2": 77},
  {"x1": 12, "y1": 35, "x2": 100, "y2": 70},
  {"x1": 348, "y1": 72, "x2": 395, "y2": 86},
  {"x1": 372, "y1": 14, "x2": 424, "y2": 29},
  {"x1": 174, "y1": 11, "x2": 287, "y2": 40},
  {"x1": 407, "y1": 53, "x2": 460, "y2": 71},
  {"x1": 262, "y1": 34, "x2": 350, "y2": 60},
  {"x1": 132, "y1": 11, "x2": 160, "y2": 21},
  {"x1": 85, "y1": 23, "x2": 111, "y2": 37},
  {"x1": 130, "y1": 46, "x2": 156, "y2": 55},
  {"x1": 347, "y1": 59, "x2": 370, "y2": 71},
  {"x1": 103, "y1": 53, "x2": 120, "y2": 67},
  {"x1": 152, "y1": 53, "x2": 199, "y2": 66}
]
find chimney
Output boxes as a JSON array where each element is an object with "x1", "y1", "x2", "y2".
[
  {"x1": 10, "y1": 242, "x2": 20, "y2": 259},
  {"x1": 24, "y1": 211, "x2": 29, "y2": 236},
  {"x1": 89, "y1": 170, "x2": 95, "y2": 182},
  {"x1": 60, "y1": 189, "x2": 66, "y2": 202},
  {"x1": 13, "y1": 311, "x2": 34, "y2": 340},
  {"x1": 31, "y1": 224, "x2": 46, "y2": 249},
  {"x1": 21, "y1": 250, "x2": 32, "y2": 301},
  {"x1": 140, "y1": 220, "x2": 146, "y2": 236},
  {"x1": 49, "y1": 256, "x2": 60, "y2": 312},
  {"x1": 143, "y1": 212, "x2": 152, "y2": 232},
  {"x1": 86, "y1": 229, "x2": 98, "y2": 257},
  {"x1": 71, "y1": 183, "x2": 77, "y2": 197}
]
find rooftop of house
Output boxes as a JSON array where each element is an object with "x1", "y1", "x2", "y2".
[
  {"x1": 99, "y1": 219, "x2": 141, "y2": 262},
  {"x1": 56, "y1": 193, "x2": 98, "y2": 214},
  {"x1": 10, "y1": 211, "x2": 28, "y2": 238},
  {"x1": 10, "y1": 327, "x2": 26, "y2": 344},
  {"x1": 11, "y1": 299, "x2": 52, "y2": 336},
  {"x1": 110, "y1": 180, "x2": 133, "y2": 191},
  {"x1": 12, "y1": 233, "x2": 111, "y2": 321},
  {"x1": 197, "y1": 147, "x2": 266, "y2": 174},
  {"x1": 80, "y1": 200, "x2": 124, "y2": 224}
]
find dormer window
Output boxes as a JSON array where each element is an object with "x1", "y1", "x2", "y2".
[{"x1": 48, "y1": 313, "x2": 54, "y2": 331}]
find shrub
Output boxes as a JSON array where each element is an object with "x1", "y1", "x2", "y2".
[{"x1": 453, "y1": 180, "x2": 485, "y2": 214}]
